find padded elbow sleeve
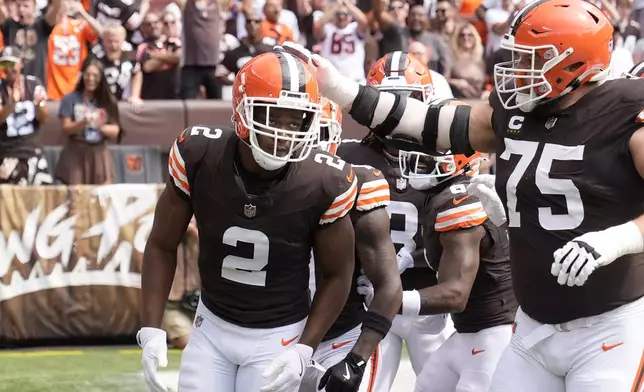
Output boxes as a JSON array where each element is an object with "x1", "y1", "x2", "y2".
[
  {"x1": 348, "y1": 85, "x2": 380, "y2": 128},
  {"x1": 421, "y1": 99, "x2": 475, "y2": 156}
]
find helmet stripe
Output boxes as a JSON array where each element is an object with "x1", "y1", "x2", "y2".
[
  {"x1": 385, "y1": 51, "x2": 407, "y2": 77},
  {"x1": 277, "y1": 52, "x2": 307, "y2": 93}
]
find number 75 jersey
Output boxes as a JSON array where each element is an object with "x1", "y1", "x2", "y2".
[
  {"x1": 168, "y1": 126, "x2": 358, "y2": 328},
  {"x1": 489, "y1": 78, "x2": 644, "y2": 324}
]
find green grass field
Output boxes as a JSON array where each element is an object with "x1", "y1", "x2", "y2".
[
  {"x1": 0, "y1": 346, "x2": 414, "y2": 392},
  {"x1": 0, "y1": 348, "x2": 182, "y2": 392}
]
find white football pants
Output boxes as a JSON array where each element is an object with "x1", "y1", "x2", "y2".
[
  {"x1": 415, "y1": 324, "x2": 512, "y2": 392},
  {"x1": 490, "y1": 296, "x2": 644, "y2": 392},
  {"x1": 299, "y1": 325, "x2": 383, "y2": 392},
  {"x1": 178, "y1": 299, "x2": 307, "y2": 392},
  {"x1": 373, "y1": 314, "x2": 455, "y2": 392}
]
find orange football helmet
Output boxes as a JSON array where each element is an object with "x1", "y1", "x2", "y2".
[
  {"x1": 399, "y1": 150, "x2": 482, "y2": 190},
  {"x1": 317, "y1": 96, "x2": 343, "y2": 155},
  {"x1": 494, "y1": 0, "x2": 613, "y2": 112},
  {"x1": 232, "y1": 50, "x2": 322, "y2": 170},
  {"x1": 367, "y1": 51, "x2": 434, "y2": 103}
]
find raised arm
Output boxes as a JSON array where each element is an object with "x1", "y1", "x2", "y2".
[{"x1": 280, "y1": 42, "x2": 497, "y2": 154}]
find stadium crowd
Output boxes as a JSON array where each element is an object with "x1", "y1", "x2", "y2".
[{"x1": 0, "y1": 0, "x2": 641, "y2": 185}]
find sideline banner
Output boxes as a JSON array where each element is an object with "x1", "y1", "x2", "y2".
[{"x1": 0, "y1": 184, "x2": 162, "y2": 342}]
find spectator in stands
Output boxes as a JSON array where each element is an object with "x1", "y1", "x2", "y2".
[
  {"x1": 315, "y1": 0, "x2": 368, "y2": 83},
  {"x1": 220, "y1": 12, "x2": 272, "y2": 78},
  {"x1": 138, "y1": 14, "x2": 181, "y2": 100},
  {"x1": 46, "y1": 0, "x2": 101, "y2": 101},
  {"x1": 162, "y1": 7, "x2": 182, "y2": 39},
  {"x1": 0, "y1": 0, "x2": 62, "y2": 82},
  {"x1": 137, "y1": 11, "x2": 163, "y2": 46},
  {"x1": 408, "y1": 41, "x2": 453, "y2": 97},
  {"x1": 55, "y1": 58, "x2": 120, "y2": 185},
  {"x1": 296, "y1": 0, "x2": 327, "y2": 51},
  {"x1": 259, "y1": 0, "x2": 295, "y2": 45},
  {"x1": 91, "y1": 23, "x2": 142, "y2": 105},
  {"x1": 239, "y1": 0, "x2": 300, "y2": 42},
  {"x1": 91, "y1": 0, "x2": 150, "y2": 46},
  {"x1": 178, "y1": 0, "x2": 222, "y2": 99},
  {"x1": 371, "y1": 0, "x2": 409, "y2": 55},
  {"x1": 215, "y1": 20, "x2": 240, "y2": 99},
  {"x1": 450, "y1": 58, "x2": 486, "y2": 99},
  {"x1": 432, "y1": 0, "x2": 462, "y2": 44},
  {"x1": 407, "y1": 4, "x2": 451, "y2": 76},
  {"x1": 0, "y1": 45, "x2": 51, "y2": 185},
  {"x1": 448, "y1": 23, "x2": 484, "y2": 97},
  {"x1": 162, "y1": 219, "x2": 200, "y2": 349}
]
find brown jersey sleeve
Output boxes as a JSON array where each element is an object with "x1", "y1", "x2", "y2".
[
  {"x1": 352, "y1": 164, "x2": 390, "y2": 212},
  {"x1": 316, "y1": 151, "x2": 359, "y2": 226},
  {"x1": 168, "y1": 125, "x2": 215, "y2": 201},
  {"x1": 428, "y1": 180, "x2": 488, "y2": 233}
]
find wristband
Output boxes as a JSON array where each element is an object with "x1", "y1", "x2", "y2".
[
  {"x1": 402, "y1": 290, "x2": 421, "y2": 317},
  {"x1": 361, "y1": 310, "x2": 392, "y2": 337}
]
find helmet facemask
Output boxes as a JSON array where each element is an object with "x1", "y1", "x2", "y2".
[
  {"x1": 398, "y1": 150, "x2": 460, "y2": 190},
  {"x1": 236, "y1": 90, "x2": 321, "y2": 171},
  {"x1": 494, "y1": 35, "x2": 574, "y2": 112}
]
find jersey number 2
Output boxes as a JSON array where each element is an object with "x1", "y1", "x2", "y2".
[
  {"x1": 500, "y1": 139, "x2": 584, "y2": 230},
  {"x1": 221, "y1": 226, "x2": 269, "y2": 287}
]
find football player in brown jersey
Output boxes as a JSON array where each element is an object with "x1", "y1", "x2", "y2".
[
  {"x1": 300, "y1": 97, "x2": 402, "y2": 392},
  {"x1": 328, "y1": 51, "x2": 456, "y2": 392},
  {"x1": 137, "y1": 51, "x2": 358, "y2": 392},
  {"x1": 283, "y1": 0, "x2": 644, "y2": 390},
  {"x1": 395, "y1": 148, "x2": 517, "y2": 392}
]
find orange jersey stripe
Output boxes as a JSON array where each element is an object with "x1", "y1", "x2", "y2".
[
  {"x1": 168, "y1": 154, "x2": 190, "y2": 195},
  {"x1": 435, "y1": 206, "x2": 486, "y2": 224},
  {"x1": 170, "y1": 144, "x2": 187, "y2": 176},
  {"x1": 356, "y1": 195, "x2": 389, "y2": 207},
  {"x1": 322, "y1": 185, "x2": 357, "y2": 220},
  {"x1": 435, "y1": 216, "x2": 487, "y2": 232},
  {"x1": 360, "y1": 184, "x2": 389, "y2": 195}
]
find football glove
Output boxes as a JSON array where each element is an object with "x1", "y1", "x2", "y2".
[
  {"x1": 466, "y1": 175, "x2": 506, "y2": 226},
  {"x1": 261, "y1": 343, "x2": 313, "y2": 392},
  {"x1": 396, "y1": 249, "x2": 414, "y2": 274},
  {"x1": 356, "y1": 275, "x2": 374, "y2": 307},
  {"x1": 552, "y1": 222, "x2": 644, "y2": 287},
  {"x1": 137, "y1": 327, "x2": 169, "y2": 392},
  {"x1": 318, "y1": 352, "x2": 367, "y2": 392},
  {"x1": 278, "y1": 42, "x2": 357, "y2": 109}
]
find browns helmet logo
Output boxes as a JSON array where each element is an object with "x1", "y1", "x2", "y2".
[{"x1": 126, "y1": 154, "x2": 143, "y2": 172}]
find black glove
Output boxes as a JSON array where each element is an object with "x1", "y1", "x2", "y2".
[{"x1": 318, "y1": 352, "x2": 367, "y2": 392}]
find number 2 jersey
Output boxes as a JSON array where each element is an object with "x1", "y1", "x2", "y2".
[
  {"x1": 336, "y1": 139, "x2": 438, "y2": 291},
  {"x1": 168, "y1": 126, "x2": 358, "y2": 328},
  {"x1": 490, "y1": 78, "x2": 644, "y2": 324},
  {"x1": 322, "y1": 164, "x2": 391, "y2": 340},
  {"x1": 423, "y1": 175, "x2": 517, "y2": 333},
  {"x1": 0, "y1": 76, "x2": 44, "y2": 159}
]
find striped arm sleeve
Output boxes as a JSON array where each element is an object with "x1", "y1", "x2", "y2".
[
  {"x1": 168, "y1": 141, "x2": 190, "y2": 197},
  {"x1": 356, "y1": 178, "x2": 390, "y2": 211},
  {"x1": 320, "y1": 176, "x2": 359, "y2": 225},
  {"x1": 434, "y1": 202, "x2": 487, "y2": 232}
]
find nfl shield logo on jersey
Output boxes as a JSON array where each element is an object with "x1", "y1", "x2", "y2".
[
  {"x1": 396, "y1": 177, "x2": 407, "y2": 191},
  {"x1": 545, "y1": 117, "x2": 557, "y2": 129},
  {"x1": 195, "y1": 314, "x2": 204, "y2": 328},
  {"x1": 244, "y1": 203, "x2": 256, "y2": 218}
]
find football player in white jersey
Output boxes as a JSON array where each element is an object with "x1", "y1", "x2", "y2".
[{"x1": 313, "y1": 0, "x2": 368, "y2": 83}]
